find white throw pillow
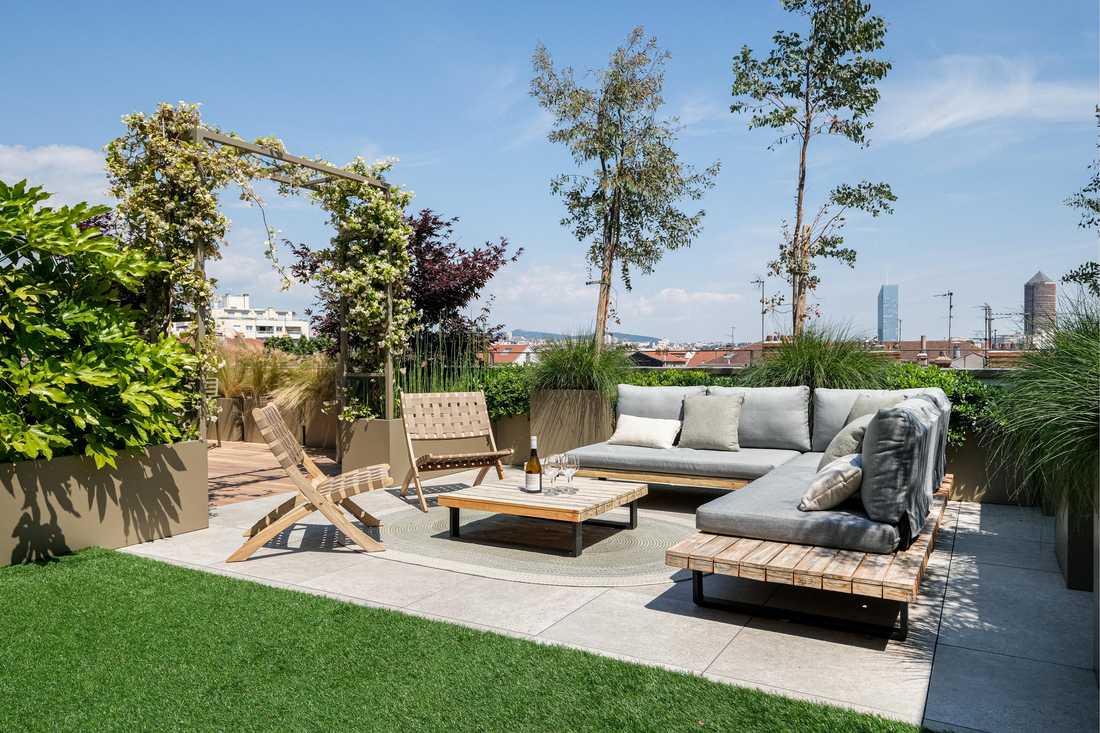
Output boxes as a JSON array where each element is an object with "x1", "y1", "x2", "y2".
[
  {"x1": 799, "y1": 454, "x2": 863, "y2": 511},
  {"x1": 607, "y1": 414, "x2": 681, "y2": 450}
]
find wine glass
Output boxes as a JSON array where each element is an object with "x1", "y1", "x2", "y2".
[
  {"x1": 544, "y1": 454, "x2": 562, "y2": 492},
  {"x1": 562, "y1": 453, "x2": 579, "y2": 491}
]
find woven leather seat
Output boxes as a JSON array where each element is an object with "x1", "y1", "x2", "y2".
[{"x1": 400, "y1": 391, "x2": 508, "y2": 512}]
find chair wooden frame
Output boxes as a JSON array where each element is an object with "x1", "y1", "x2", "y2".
[
  {"x1": 399, "y1": 391, "x2": 511, "y2": 513},
  {"x1": 226, "y1": 403, "x2": 394, "y2": 563}
]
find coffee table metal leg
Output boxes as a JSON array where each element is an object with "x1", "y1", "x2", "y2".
[
  {"x1": 628, "y1": 499, "x2": 638, "y2": 529},
  {"x1": 573, "y1": 522, "x2": 583, "y2": 557},
  {"x1": 449, "y1": 507, "x2": 460, "y2": 538}
]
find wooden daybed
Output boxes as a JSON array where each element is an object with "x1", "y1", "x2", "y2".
[
  {"x1": 576, "y1": 467, "x2": 748, "y2": 491},
  {"x1": 666, "y1": 474, "x2": 954, "y2": 640}
]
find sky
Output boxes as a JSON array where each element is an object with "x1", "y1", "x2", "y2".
[{"x1": 3, "y1": 1, "x2": 1097, "y2": 344}]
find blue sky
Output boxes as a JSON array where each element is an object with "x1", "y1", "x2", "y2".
[{"x1": 3, "y1": 1, "x2": 1096, "y2": 343}]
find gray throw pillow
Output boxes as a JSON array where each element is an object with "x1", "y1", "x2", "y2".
[
  {"x1": 677, "y1": 394, "x2": 744, "y2": 451},
  {"x1": 799, "y1": 454, "x2": 863, "y2": 511},
  {"x1": 846, "y1": 392, "x2": 904, "y2": 425},
  {"x1": 818, "y1": 413, "x2": 873, "y2": 471}
]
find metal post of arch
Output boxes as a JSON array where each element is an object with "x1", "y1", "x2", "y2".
[{"x1": 189, "y1": 128, "x2": 392, "y2": 459}]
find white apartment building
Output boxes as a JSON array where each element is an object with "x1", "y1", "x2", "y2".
[{"x1": 170, "y1": 293, "x2": 311, "y2": 340}]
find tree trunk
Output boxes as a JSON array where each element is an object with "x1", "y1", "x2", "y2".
[
  {"x1": 593, "y1": 241, "x2": 615, "y2": 353},
  {"x1": 790, "y1": 57, "x2": 813, "y2": 337}
]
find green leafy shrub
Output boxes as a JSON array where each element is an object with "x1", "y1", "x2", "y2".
[
  {"x1": 739, "y1": 326, "x2": 890, "y2": 391},
  {"x1": 884, "y1": 362, "x2": 993, "y2": 447},
  {"x1": 982, "y1": 297, "x2": 1099, "y2": 513},
  {"x1": 264, "y1": 335, "x2": 333, "y2": 356},
  {"x1": 0, "y1": 180, "x2": 194, "y2": 467},
  {"x1": 476, "y1": 365, "x2": 531, "y2": 421},
  {"x1": 528, "y1": 337, "x2": 631, "y2": 398},
  {"x1": 621, "y1": 368, "x2": 740, "y2": 388}
]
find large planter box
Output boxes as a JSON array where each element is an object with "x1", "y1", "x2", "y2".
[
  {"x1": 0, "y1": 440, "x2": 208, "y2": 567},
  {"x1": 529, "y1": 389, "x2": 613, "y2": 458},
  {"x1": 1055, "y1": 502, "x2": 1095, "y2": 592},
  {"x1": 946, "y1": 429, "x2": 1033, "y2": 505},
  {"x1": 493, "y1": 414, "x2": 531, "y2": 466}
]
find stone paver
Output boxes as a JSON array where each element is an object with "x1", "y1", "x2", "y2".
[{"x1": 117, "y1": 456, "x2": 1096, "y2": 730}]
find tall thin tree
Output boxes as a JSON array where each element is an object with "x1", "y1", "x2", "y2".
[
  {"x1": 732, "y1": 0, "x2": 895, "y2": 335},
  {"x1": 532, "y1": 27, "x2": 719, "y2": 351}
]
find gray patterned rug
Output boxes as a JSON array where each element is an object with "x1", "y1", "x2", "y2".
[{"x1": 374, "y1": 504, "x2": 695, "y2": 587}]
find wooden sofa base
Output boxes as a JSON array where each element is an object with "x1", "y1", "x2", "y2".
[
  {"x1": 667, "y1": 474, "x2": 954, "y2": 639},
  {"x1": 576, "y1": 467, "x2": 748, "y2": 491}
]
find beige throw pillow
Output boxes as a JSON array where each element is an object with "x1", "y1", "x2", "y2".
[
  {"x1": 818, "y1": 413, "x2": 873, "y2": 471},
  {"x1": 799, "y1": 454, "x2": 863, "y2": 511},
  {"x1": 607, "y1": 414, "x2": 681, "y2": 449}
]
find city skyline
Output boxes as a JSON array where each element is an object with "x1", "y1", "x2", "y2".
[
  {"x1": 1, "y1": 1, "x2": 1095, "y2": 342},
  {"x1": 877, "y1": 284, "x2": 900, "y2": 342}
]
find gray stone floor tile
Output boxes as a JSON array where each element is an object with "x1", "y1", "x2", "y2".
[
  {"x1": 705, "y1": 603, "x2": 939, "y2": 722},
  {"x1": 406, "y1": 574, "x2": 605, "y2": 635},
  {"x1": 941, "y1": 556, "x2": 1095, "y2": 669},
  {"x1": 539, "y1": 586, "x2": 747, "y2": 671},
  {"x1": 300, "y1": 556, "x2": 469, "y2": 607},
  {"x1": 954, "y1": 503, "x2": 1043, "y2": 541},
  {"x1": 950, "y1": 531, "x2": 1060, "y2": 572},
  {"x1": 122, "y1": 525, "x2": 254, "y2": 566},
  {"x1": 924, "y1": 644, "x2": 1099, "y2": 733}
]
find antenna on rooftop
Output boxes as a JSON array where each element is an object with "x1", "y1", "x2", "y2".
[
  {"x1": 933, "y1": 290, "x2": 955, "y2": 343},
  {"x1": 751, "y1": 277, "x2": 766, "y2": 343}
]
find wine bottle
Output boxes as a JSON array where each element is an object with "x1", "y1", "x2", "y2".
[{"x1": 524, "y1": 436, "x2": 542, "y2": 492}]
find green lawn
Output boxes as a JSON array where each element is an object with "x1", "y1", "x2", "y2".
[{"x1": 0, "y1": 549, "x2": 917, "y2": 732}]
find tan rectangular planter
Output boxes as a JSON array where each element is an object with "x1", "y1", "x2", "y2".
[
  {"x1": 946, "y1": 429, "x2": 1032, "y2": 505},
  {"x1": 0, "y1": 440, "x2": 208, "y2": 567},
  {"x1": 529, "y1": 389, "x2": 613, "y2": 458}
]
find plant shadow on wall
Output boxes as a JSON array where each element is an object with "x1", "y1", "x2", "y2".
[{"x1": 0, "y1": 180, "x2": 196, "y2": 563}]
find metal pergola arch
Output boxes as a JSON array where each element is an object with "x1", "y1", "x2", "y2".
[{"x1": 190, "y1": 127, "x2": 396, "y2": 456}]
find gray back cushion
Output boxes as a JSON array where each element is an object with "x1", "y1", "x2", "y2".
[
  {"x1": 678, "y1": 393, "x2": 744, "y2": 451},
  {"x1": 616, "y1": 384, "x2": 706, "y2": 421},
  {"x1": 707, "y1": 386, "x2": 811, "y2": 451},
  {"x1": 812, "y1": 387, "x2": 950, "y2": 452},
  {"x1": 861, "y1": 397, "x2": 941, "y2": 538}
]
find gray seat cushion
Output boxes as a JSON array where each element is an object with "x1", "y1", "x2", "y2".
[
  {"x1": 617, "y1": 384, "x2": 706, "y2": 421},
  {"x1": 696, "y1": 452, "x2": 900, "y2": 554},
  {"x1": 812, "y1": 387, "x2": 949, "y2": 451},
  {"x1": 568, "y1": 442, "x2": 800, "y2": 480},
  {"x1": 706, "y1": 386, "x2": 811, "y2": 451}
]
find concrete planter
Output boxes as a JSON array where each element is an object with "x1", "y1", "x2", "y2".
[
  {"x1": 1055, "y1": 501, "x2": 1095, "y2": 592},
  {"x1": 529, "y1": 389, "x2": 613, "y2": 458},
  {"x1": 946, "y1": 429, "x2": 1032, "y2": 505},
  {"x1": 493, "y1": 414, "x2": 531, "y2": 466},
  {"x1": 0, "y1": 440, "x2": 208, "y2": 567}
]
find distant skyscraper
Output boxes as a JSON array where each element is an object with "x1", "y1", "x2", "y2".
[
  {"x1": 1023, "y1": 271, "x2": 1057, "y2": 337},
  {"x1": 877, "y1": 284, "x2": 899, "y2": 341}
]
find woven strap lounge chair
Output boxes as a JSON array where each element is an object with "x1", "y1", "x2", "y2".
[
  {"x1": 399, "y1": 391, "x2": 511, "y2": 513},
  {"x1": 226, "y1": 403, "x2": 393, "y2": 562}
]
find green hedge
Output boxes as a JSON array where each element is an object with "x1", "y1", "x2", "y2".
[{"x1": 884, "y1": 363, "x2": 993, "y2": 447}]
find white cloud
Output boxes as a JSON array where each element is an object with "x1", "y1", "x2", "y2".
[
  {"x1": 0, "y1": 144, "x2": 109, "y2": 206},
  {"x1": 876, "y1": 55, "x2": 1094, "y2": 142}
]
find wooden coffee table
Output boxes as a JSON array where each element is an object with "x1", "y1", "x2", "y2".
[{"x1": 437, "y1": 476, "x2": 648, "y2": 557}]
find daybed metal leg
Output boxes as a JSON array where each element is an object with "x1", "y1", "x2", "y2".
[
  {"x1": 691, "y1": 571, "x2": 909, "y2": 641},
  {"x1": 573, "y1": 522, "x2": 583, "y2": 557},
  {"x1": 449, "y1": 507, "x2": 460, "y2": 538}
]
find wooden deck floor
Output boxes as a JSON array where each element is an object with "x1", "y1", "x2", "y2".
[{"x1": 206, "y1": 441, "x2": 337, "y2": 507}]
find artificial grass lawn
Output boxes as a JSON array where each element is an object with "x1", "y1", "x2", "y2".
[{"x1": 0, "y1": 550, "x2": 918, "y2": 732}]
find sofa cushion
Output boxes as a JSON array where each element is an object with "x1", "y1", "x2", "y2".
[
  {"x1": 846, "y1": 392, "x2": 905, "y2": 424},
  {"x1": 607, "y1": 414, "x2": 681, "y2": 449},
  {"x1": 706, "y1": 386, "x2": 811, "y2": 451},
  {"x1": 678, "y1": 393, "x2": 744, "y2": 451},
  {"x1": 568, "y1": 442, "x2": 800, "y2": 480},
  {"x1": 861, "y1": 397, "x2": 940, "y2": 538},
  {"x1": 617, "y1": 384, "x2": 706, "y2": 421},
  {"x1": 812, "y1": 387, "x2": 949, "y2": 451},
  {"x1": 800, "y1": 454, "x2": 863, "y2": 511},
  {"x1": 818, "y1": 413, "x2": 872, "y2": 470},
  {"x1": 696, "y1": 452, "x2": 899, "y2": 554}
]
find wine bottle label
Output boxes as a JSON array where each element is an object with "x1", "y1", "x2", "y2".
[{"x1": 525, "y1": 472, "x2": 540, "y2": 492}]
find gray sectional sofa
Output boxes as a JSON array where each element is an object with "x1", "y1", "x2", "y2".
[{"x1": 569, "y1": 384, "x2": 951, "y2": 554}]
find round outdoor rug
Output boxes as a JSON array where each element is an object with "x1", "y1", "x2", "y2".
[{"x1": 374, "y1": 505, "x2": 695, "y2": 587}]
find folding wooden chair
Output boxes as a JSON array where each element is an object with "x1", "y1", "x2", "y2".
[
  {"x1": 226, "y1": 403, "x2": 394, "y2": 562},
  {"x1": 400, "y1": 391, "x2": 511, "y2": 512}
]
